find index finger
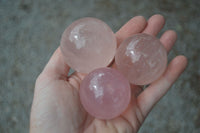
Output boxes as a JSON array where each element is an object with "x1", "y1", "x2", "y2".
[{"x1": 41, "y1": 47, "x2": 70, "y2": 79}]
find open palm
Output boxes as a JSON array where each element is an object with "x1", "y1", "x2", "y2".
[{"x1": 30, "y1": 15, "x2": 187, "y2": 133}]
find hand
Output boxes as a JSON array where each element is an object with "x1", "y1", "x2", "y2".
[{"x1": 30, "y1": 14, "x2": 187, "y2": 133}]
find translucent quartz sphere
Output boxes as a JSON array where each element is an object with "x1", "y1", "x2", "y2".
[
  {"x1": 115, "y1": 33, "x2": 167, "y2": 85},
  {"x1": 60, "y1": 17, "x2": 117, "y2": 73},
  {"x1": 80, "y1": 67, "x2": 131, "y2": 120}
]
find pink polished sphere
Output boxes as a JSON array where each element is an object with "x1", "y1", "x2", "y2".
[
  {"x1": 60, "y1": 17, "x2": 116, "y2": 73},
  {"x1": 80, "y1": 67, "x2": 131, "y2": 120},
  {"x1": 115, "y1": 33, "x2": 167, "y2": 85}
]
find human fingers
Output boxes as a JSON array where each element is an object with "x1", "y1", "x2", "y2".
[
  {"x1": 39, "y1": 47, "x2": 70, "y2": 80},
  {"x1": 160, "y1": 30, "x2": 177, "y2": 54},
  {"x1": 142, "y1": 14, "x2": 165, "y2": 36},
  {"x1": 115, "y1": 16, "x2": 147, "y2": 45},
  {"x1": 137, "y1": 55, "x2": 187, "y2": 117}
]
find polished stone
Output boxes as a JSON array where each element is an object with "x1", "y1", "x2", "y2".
[
  {"x1": 80, "y1": 67, "x2": 131, "y2": 119},
  {"x1": 115, "y1": 33, "x2": 167, "y2": 85},
  {"x1": 60, "y1": 17, "x2": 116, "y2": 73}
]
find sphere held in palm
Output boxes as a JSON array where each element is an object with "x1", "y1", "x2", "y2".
[
  {"x1": 60, "y1": 17, "x2": 117, "y2": 73},
  {"x1": 80, "y1": 67, "x2": 131, "y2": 120},
  {"x1": 115, "y1": 33, "x2": 167, "y2": 85}
]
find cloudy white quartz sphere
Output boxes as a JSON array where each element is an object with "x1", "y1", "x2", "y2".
[
  {"x1": 80, "y1": 67, "x2": 131, "y2": 120},
  {"x1": 60, "y1": 17, "x2": 117, "y2": 73},
  {"x1": 115, "y1": 33, "x2": 167, "y2": 85}
]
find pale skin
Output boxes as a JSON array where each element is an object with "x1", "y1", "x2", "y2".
[{"x1": 30, "y1": 14, "x2": 188, "y2": 133}]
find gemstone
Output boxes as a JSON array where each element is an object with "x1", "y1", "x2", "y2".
[
  {"x1": 80, "y1": 67, "x2": 131, "y2": 120},
  {"x1": 60, "y1": 17, "x2": 117, "y2": 73},
  {"x1": 115, "y1": 33, "x2": 167, "y2": 85}
]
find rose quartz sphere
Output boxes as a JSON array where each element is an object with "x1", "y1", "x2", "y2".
[
  {"x1": 60, "y1": 17, "x2": 116, "y2": 73},
  {"x1": 115, "y1": 33, "x2": 167, "y2": 85},
  {"x1": 80, "y1": 67, "x2": 131, "y2": 120}
]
